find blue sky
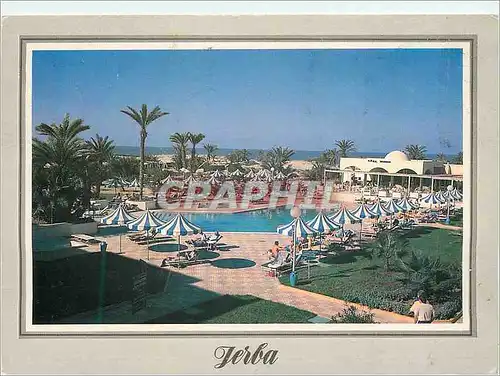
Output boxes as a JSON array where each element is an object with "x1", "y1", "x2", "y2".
[{"x1": 32, "y1": 48, "x2": 463, "y2": 153}]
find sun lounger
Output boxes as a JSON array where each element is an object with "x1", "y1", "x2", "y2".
[
  {"x1": 127, "y1": 231, "x2": 146, "y2": 240},
  {"x1": 70, "y1": 234, "x2": 101, "y2": 244},
  {"x1": 160, "y1": 249, "x2": 209, "y2": 268}
]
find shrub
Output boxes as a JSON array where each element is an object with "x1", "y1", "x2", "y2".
[
  {"x1": 331, "y1": 305, "x2": 375, "y2": 323},
  {"x1": 434, "y1": 300, "x2": 462, "y2": 320}
]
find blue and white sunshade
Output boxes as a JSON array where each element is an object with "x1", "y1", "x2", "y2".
[
  {"x1": 451, "y1": 188, "x2": 463, "y2": 201},
  {"x1": 277, "y1": 216, "x2": 316, "y2": 239},
  {"x1": 369, "y1": 201, "x2": 392, "y2": 217},
  {"x1": 100, "y1": 204, "x2": 136, "y2": 225},
  {"x1": 157, "y1": 213, "x2": 202, "y2": 237},
  {"x1": 397, "y1": 197, "x2": 419, "y2": 212},
  {"x1": 329, "y1": 207, "x2": 361, "y2": 225},
  {"x1": 350, "y1": 203, "x2": 377, "y2": 220},
  {"x1": 383, "y1": 199, "x2": 404, "y2": 215},
  {"x1": 127, "y1": 210, "x2": 166, "y2": 231},
  {"x1": 420, "y1": 192, "x2": 444, "y2": 206},
  {"x1": 434, "y1": 191, "x2": 448, "y2": 203},
  {"x1": 307, "y1": 212, "x2": 341, "y2": 233}
]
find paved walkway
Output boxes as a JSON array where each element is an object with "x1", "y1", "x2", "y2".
[{"x1": 57, "y1": 231, "x2": 413, "y2": 324}]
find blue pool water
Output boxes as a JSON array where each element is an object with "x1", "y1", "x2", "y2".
[
  {"x1": 97, "y1": 207, "x2": 339, "y2": 234},
  {"x1": 155, "y1": 208, "x2": 337, "y2": 233}
]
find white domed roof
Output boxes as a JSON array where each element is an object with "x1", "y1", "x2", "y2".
[{"x1": 385, "y1": 150, "x2": 409, "y2": 161}]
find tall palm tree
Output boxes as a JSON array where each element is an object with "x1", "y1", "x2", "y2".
[
  {"x1": 261, "y1": 146, "x2": 295, "y2": 173},
  {"x1": 86, "y1": 134, "x2": 115, "y2": 198},
  {"x1": 435, "y1": 153, "x2": 448, "y2": 163},
  {"x1": 452, "y1": 151, "x2": 463, "y2": 164},
  {"x1": 404, "y1": 144, "x2": 427, "y2": 160},
  {"x1": 170, "y1": 132, "x2": 190, "y2": 169},
  {"x1": 203, "y1": 143, "x2": 219, "y2": 163},
  {"x1": 120, "y1": 104, "x2": 169, "y2": 199},
  {"x1": 322, "y1": 148, "x2": 340, "y2": 167},
  {"x1": 32, "y1": 114, "x2": 90, "y2": 223},
  {"x1": 335, "y1": 140, "x2": 357, "y2": 158},
  {"x1": 187, "y1": 132, "x2": 205, "y2": 172}
]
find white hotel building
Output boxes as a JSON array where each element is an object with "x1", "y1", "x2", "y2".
[{"x1": 324, "y1": 150, "x2": 463, "y2": 194}]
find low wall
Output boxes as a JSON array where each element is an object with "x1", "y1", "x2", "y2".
[
  {"x1": 127, "y1": 200, "x2": 157, "y2": 210},
  {"x1": 33, "y1": 221, "x2": 98, "y2": 239}
]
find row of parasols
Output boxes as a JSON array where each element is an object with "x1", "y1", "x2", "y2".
[
  {"x1": 100, "y1": 206, "x2": 202, "y2": 258},
  {"x1": 163, "y1": 168, "x2": 289, "y2": 186},
  {"x1": 278, "y1": 189, "x2": 463, "y2": 241}
]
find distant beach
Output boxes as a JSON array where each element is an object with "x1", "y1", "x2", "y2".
[{"x1": 115, "y1": 146, "x2": 451, "y2": 163}]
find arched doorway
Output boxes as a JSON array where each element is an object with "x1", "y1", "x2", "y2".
[{"x1": 369, "y1": 167, "x2": 388, "y2": 188}]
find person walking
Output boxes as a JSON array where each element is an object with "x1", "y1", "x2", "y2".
[{"x1": 410, "y1": 291, "x2": 436, "y2": 324}]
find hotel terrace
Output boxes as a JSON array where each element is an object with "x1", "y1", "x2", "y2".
[{"x1": 324, "y1": 150, "x2": 463, "y2": 198}]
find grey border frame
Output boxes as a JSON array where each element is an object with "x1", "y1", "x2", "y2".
[
  {"x1": 18, "y1": 36, "x2": 475, "y2": 338},
  {"x1": 2, "y1": 15, "x2": 498, "y2": 375}
]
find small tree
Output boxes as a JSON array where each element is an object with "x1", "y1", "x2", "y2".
[{"x1": 372, "y1": 231, "x2": 408, "y2": 271}]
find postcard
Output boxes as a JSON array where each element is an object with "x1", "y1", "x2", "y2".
[{"x1": 1, "y1": 14, "x2": 498, "y2": 375}]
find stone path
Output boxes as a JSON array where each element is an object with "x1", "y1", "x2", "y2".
[{"x1": 57, "y1": 231, "x2": 414, "y2": 324}]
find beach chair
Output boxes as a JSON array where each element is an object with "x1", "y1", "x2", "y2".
[
  {"x1": 127, "y1": 231, "x2": 146, "y2": 240},
  {"x1": 132, "y1": 230, "x2": 158, "y2": 243},
  {"x1": 206, "y1": 233, "x2": 223, "y2": 251},
  {"x1": 161, "y1": 249, "x2": 206, "y2": 268}
]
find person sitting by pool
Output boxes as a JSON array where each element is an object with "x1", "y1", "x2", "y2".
[{"x1": 267, "y1": 241, "x2": 283, "y2": 260}]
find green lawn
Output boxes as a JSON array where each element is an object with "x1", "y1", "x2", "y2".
[
  {"x1": 146, "y1": 294, "x2": 317, "y2": 324},
  {"x1": 279, "y1": 227, "x2": 463, "y2": 320}
]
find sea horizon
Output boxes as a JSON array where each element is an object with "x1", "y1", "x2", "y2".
[{"x1": 114, "y1": 146, "x2": 454, "y2": 161}]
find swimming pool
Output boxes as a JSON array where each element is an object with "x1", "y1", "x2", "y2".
[{"x1": 154, "y1": 207, "x2": 339, "y2": 233}]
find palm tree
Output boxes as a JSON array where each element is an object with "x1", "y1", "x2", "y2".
[
  {"x1": 335, "y1": 139, "x2": 356, "y2": 158},
  {"x1": 452, "y1": 151, "x2": 463, "y2": 164},
  {"x1": 120, "y1": 104, "x2": 169, "y2": 199},
  {"x1": 187, "y1": 132, "x2": 205, "y2": 172},
  {"x1": 404, "y1": 144, "x2": 427, "y2": 160},
  {"x1": 322, "y1": 149, "x2": 340, "y2": 167},
  {"x1": 32, "y1": 114, "x2": 90, "y2": 223},
  {"x1": 260, "y1": 146, "x2": 295, "y2": 173},
  {"x1": 203, "y1": 143, "x2": 219, "y2": 163},
  {"x1": 86, "y1": 134, "x2": 115, "y2": 198},
  {"x1": 170, "y1": 132, "x2": 190, "y2": 169},
  {"x1": 435, "y1": 153, "x2": 448, "y2": 163}
]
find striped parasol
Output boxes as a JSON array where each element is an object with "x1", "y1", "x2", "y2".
[
  {"x1": 157, "y1": 213, "x2": 201, "y2": 237},
  {"x1": 206, "y1": 175, "x2": 220, "y2": 185},
  {"x1": 245, "y1": 170, "x2": 256, "y2": 179},
  {"x1": 397, "y1": 197, "x2": 419, "y2": 212},
  {"x1": 127, "y1": 210, "x2": 166, "y2": 231},
  {"x1": 183, "y1": 174, "x2": 197, "y2": 185},
  {"x1": 420, "y1": 192, "x2": 444, "y2": 206},
  {"x1": 211, "y1": 170, "x2": 224, "y2": 179},
  {"x1": 350, "y1": 203, "x2": 377, "y2": 241},
  {"x1": 350, "y1": 203, "x2": 377, "y2": 219},
  {"x1": 231, "y1": 168, "x2": 244, "y2": 177},
  {"x1": 451, "y1": 188, "x2": 463, "y2": 201},
  {"x1": 127, "y1": 210, "x2": 166, "y2": 259},
  {"x1": 277, "y1": 216, "x2": 316, "y2": 239},
  {"x1": 100, "y1": 204, "x2": 136, "y2": 253},
  {"x1": 129, "y1": 178, "x2": 139, "y2": 188},
  {"x1": 157, "y1": 213, "x2": 202, "y2": 255},
  {"x1": 368, "y1": 200, "x2": 392, "y2": 217},
  {"x1": 434, "y1": 191, "x2": 448, "y2": 203},
  {"x1": 383, "y1": 199, "x2": 404, "y2": 215},
  {"x1": 307, "y1": 211, "x2": 341, "y2": 233},
  {"x1": 329, "y1": 206, "x2": 362, "y2": 225},
  {"x1": 161, "y1": 175, "x2": 173, "y2": 184},
  {"x1": 274, "y1": 171, "x2": 286, "y2": 180},
  {"x1": 307, "y1": 211, "x2": 340, "y2": 249},
  {"x1": 100, "y1": 204, "x2": 135, "y2": 225}
]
